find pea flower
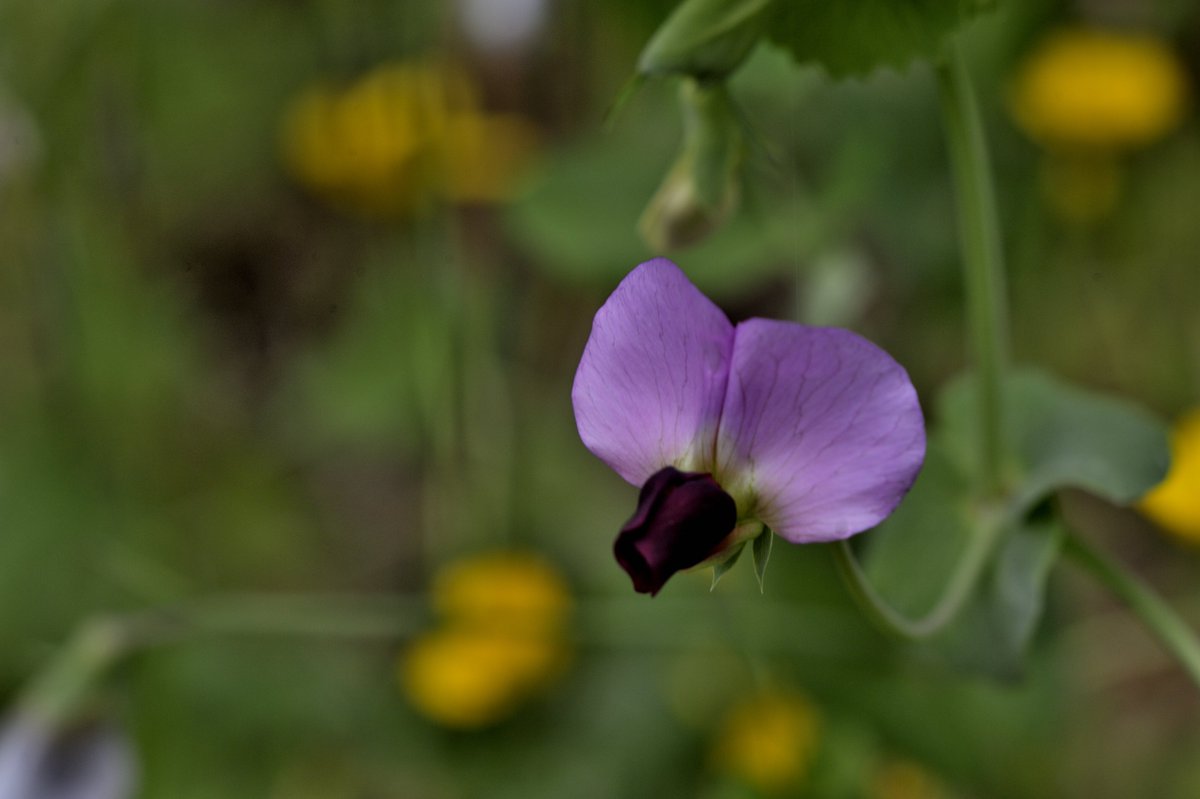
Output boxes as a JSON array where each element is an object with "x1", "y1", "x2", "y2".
[{"x1": 572, "y1": 259, "x2": 925, "y2": 595}]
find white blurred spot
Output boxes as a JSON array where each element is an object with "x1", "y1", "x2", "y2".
[
  {"x1": 458, "y1": 0, "x2": 549, "y2": 53},
  {"x1": 798, "y1": 249, "x2": 876, "y2": 328}
]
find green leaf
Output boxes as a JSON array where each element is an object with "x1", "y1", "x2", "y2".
[
  {"x1": 711, "y1": 542, "x2": 747, "y2": 589},
  {"x1": 860, "y1": 367, "x2": 1163, "y2": 678},
  {"x1": 766, "y1": 0, "x2": 994, "y2": 78},
  {"x1": 752, "y1": 530, "x2": 773, "y2": 592},
  {"x1": 859, "y1": 367, "x2": 1167, "y2": 677},
  {"x1": 933, "y1": 515, "x2": 1064, "y2": 680},
  {"x1": 989, "y1": 515, "x2": 1063, "y2": 659},
  {"x1": 862, "y1": 445, "x2": 977, "y2": 619},
  {"x1": 938, "y1": 368, "x2": 1171, "y2": 513},
  {"x1": 860, "y1": 443, "x2": 1065, "y2": 677}
]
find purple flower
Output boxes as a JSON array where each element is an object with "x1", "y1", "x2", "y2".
[{"x1": 572, "y1": 259, "x2": 926, "y2": 595}]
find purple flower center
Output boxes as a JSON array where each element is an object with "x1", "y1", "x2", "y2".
[{"x1": 614, "y1": 466, "x2": 737, "y2": 595}]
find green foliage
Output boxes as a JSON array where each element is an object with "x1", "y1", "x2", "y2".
[
  {"x1": 507, "y1": 125, "x2": 804, "y2": 294},
  {"x1": 281, "y1": 254, "x2": 447, "y2": 453},
  {"x1": 863, "y1": 368, "x2": 1169, "y2": 677},
  {"x1": 861, "y1": 447, "x2": 1061, "y2": 678},
  {"x1": 940, "y1": 368, "x2": 1171, "y2": 513},
  {"x1": 507, "y1": 94, "x2": 855, "y2": 296},
  {"x1": 767, "y1": 0, "x2": 995, "y2": 77},
  {"x1": 936, "y1": 514, "x2": 1064, "y2": 679},
  {"x1": 862, "y1": 446, "x2": 976, "y2": 620}
]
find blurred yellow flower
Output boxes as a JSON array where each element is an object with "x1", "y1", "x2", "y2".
[
  {"x1": 432, "y1": 551, "x2": 572, "y2": 633},
  {"x1": 400, "y1": 551, "x2": 572, "y2": 729},
  {"x1": 870, "y1": 759, "x2": 950, "y2": 799},
  {"x1": 711, "y1": 688, "x2": 820, "y2": 794},
  {"x1": 1139, "y1": 407, "x2": 1200, "y2": 542},
  {"x1": 281, "y1": 60, "x2": 537, "y2": 215},
  {"x1": 401, "y1": 626, "x2": 568, "y2": 729},
  {"x1": 1010, "y1": 29, "x2": 1187, "y2": 151}
]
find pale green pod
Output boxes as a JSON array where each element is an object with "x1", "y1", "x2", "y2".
[{"x1": 639, "y1": 79, "x2": 743, "y2": 252}]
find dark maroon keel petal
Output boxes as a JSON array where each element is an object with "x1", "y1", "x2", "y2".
[{"x1": 614, "y1": 467, "x2": 737, "y2": 595}]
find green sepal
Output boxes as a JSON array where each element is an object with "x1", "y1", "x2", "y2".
[
  {"x1": 638, "y1": 0, "x2": 775, "y2": 80},
  {"x1": 711, "y1": 541, "x2": 747, "y2": 589},
  {"x1": 751, "y1": 529, "x2": 773, "y2": 593}
]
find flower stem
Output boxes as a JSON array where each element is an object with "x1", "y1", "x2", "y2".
[
  {"x1": 832, "y1": 509, "x2": 1004, "y2": 640},
  {"x1": 1063, "y1": 533, "x2": 1200, "y2": 689},
  {"x1": 935, "y1": 41, "x2": 1010, "y2": 496}
]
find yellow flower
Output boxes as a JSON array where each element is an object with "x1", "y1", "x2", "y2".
[
  {"x1": 1010, "y1": 29, "x2": 1187, "y2": 151},
  {"x1": 711, "y1": 689, "x2": 820, "y2": 794},
  {"x1": 869, "y1": 759, "x2": 950, "y2": 799},
  {"x1": 401, "y1": 626, "x2": 568, "y2": 729},
  {"x1": 280, "y1": 60, "x2": 536, "y2": 215},
  {"x1": 400, "y1": 551, "x2": 572, "y2": 729},
  {"x1": 432, "y1": 551, "x2": 572, "y2": 634},
  {"x1": 1139, "y1": 407, "x2": 1200, "y2": 542}
]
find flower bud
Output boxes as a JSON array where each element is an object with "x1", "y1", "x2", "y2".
[
  {"x1": 639, "y1": 79, "x2": 742, "y2": 252},
  {"x1": 638, "y1": 0, "x2": 774, "y2": 80}
]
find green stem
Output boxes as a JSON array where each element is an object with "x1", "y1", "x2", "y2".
[
  {"x1": 17, "y1": 594, "x2": 431, "y2": 726},
  {"x1": 19, "y1": 618, "x2": 128, "y2": 727},
  {"x1": 832, "y1": 510, "x2": 1004, "y2": 640},
  {"x1": 1063, "y1": 534, "x2": 1200, "y2": 689},
  {"x1": 16, "y1": 592, "x2": 875, "y2": 727},
  {"x1": 935, "y1": 41, "x2": 1011, "y2": 496}
]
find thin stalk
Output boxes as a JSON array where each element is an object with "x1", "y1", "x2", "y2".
[
  {"x1": 15, "y1": 592, "x2": 875, "y2": 728},
  {"x1": 1064, "y1": 534, "x2": 1200, "y2": 689},
  {"x1": 17, "y1": 594, "x2": 430, "y2": 727},
  {"x1": 935, "y1": 42, "x2": 1011, "y2": 496},
  {"x1": 832, "y1": 512, "x2": 1003, "y2": 640},
  {"x1": 18, "y1": 619, "x2": 127, "y2": 727}
]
